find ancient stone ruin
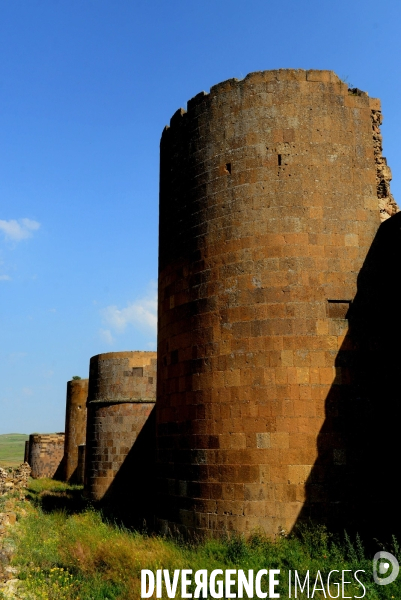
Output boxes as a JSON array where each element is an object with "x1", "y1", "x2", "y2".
[
  {"x1": 0, "y1": 463, "x2": 30, "y2": 496},
  {"x1": 23, "y1": 69, "x2": 399, "y2": 540}
]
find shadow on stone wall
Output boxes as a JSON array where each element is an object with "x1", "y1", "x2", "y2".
[
  {"x1": 65, "y1": 465, "x2": 78, "y2": 484},
  {"x1": 100, "y1": 406, "x2": 157, "y2": 530},
  {"x1": 295, "y1": 213, "x2": 401, "y2": 542},
  {"x1": 53, "y1": 456, "x2": 66, "y2": 481}
]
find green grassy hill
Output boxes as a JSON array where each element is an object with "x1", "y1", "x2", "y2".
[{"x1": 0, "y1": 433, "x2": 29, "y2": 467}]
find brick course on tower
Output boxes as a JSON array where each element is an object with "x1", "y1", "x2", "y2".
[
  {"x1": 63, "y1": 378, "x2": 88, "y2": 483},
  {"x1": 156, "y1": 69, "x2": 397, "y2": 537},
  {"x1": 85, "y1": 351, "x2": 157, "y2": 524}
]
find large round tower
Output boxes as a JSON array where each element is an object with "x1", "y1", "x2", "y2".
[{"x1": 156, "y1": 69, "x2": 392, "y2": 537}]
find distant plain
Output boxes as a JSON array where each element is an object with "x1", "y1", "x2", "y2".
[{"x1": 0, "y1": 433, "x2": 28, "y2": 467}]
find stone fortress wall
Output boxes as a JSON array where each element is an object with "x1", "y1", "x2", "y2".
[
  {"x1": 25, "y1": 69, "x2": 399, "y2": 539},
  {"x1": 76, "y1": 444, "x2": 86, "y2": 485}
]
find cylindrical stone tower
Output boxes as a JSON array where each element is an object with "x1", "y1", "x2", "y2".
[
  {"x1": 85, "y1": 351, "x2": 157, "y2": 523},
  {"x1": 156, "y1": 69, "x2": 394, "y2": 537},
  {"x1": 63, "y1": 378, "x2": 89, "y2": 482},
  {"x1": 28, "y1": 433, "x2": 65, "y2": 479}
]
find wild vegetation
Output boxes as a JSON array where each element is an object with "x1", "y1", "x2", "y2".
[{"x1": 1, "y1": 479, "x2": 400, "y2": 599}]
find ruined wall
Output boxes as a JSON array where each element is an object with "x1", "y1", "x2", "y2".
[
  {"x1": 0, "y1": 463, "x2": 31, "y2": 496},
  {"x1": 369, "y1": 103, "x2": 399, "y2": 221},
  {"x1": 63, "y1": 378, "x2": 88, "y2": 482},
  {"x1": 28, "y1": 433, "x2": 65, "y2": 479},
  {"x1": 156, "y1": 69, "x2": 392, "y2": 537},
  {"x1": 85, "y1": 351, "x2": 157, "y2": 523}
]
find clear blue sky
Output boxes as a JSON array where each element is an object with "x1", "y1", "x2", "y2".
[{"x1": 1, "y1": 0, "x2": 400, "y2": 434}]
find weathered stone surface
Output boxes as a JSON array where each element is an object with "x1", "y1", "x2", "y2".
[
  {"x1": 370, "y1": 108, "x2": 400, "y2": 221},
  {"x1": 0, "y1": 464, "x2": 30, "y2": 495},
  {"x1": 0, "y1": 514, "x2": 16, "y2": 527},
  {"x1": 0, "y1": 578, "x2": 20, "y2": 597},
  {"x1": 0, "y1": 480, "x2": 29, "y2": 592}
]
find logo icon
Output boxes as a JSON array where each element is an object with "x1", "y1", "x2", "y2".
[{"x1": 373, "y1": 551, "x2": 399, "y2": 585}]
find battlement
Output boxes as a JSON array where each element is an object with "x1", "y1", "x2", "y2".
[{"x1": 162, "y1": 70, "x2": 381, "y2": 138}]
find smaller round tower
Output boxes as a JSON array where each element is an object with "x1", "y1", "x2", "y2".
[
  {"x1": 85, "y1": 351, "x2": 157, "y2": 523},
  {"x1": 63, "y1": 378, "x2": 89, "y2": 482}
]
